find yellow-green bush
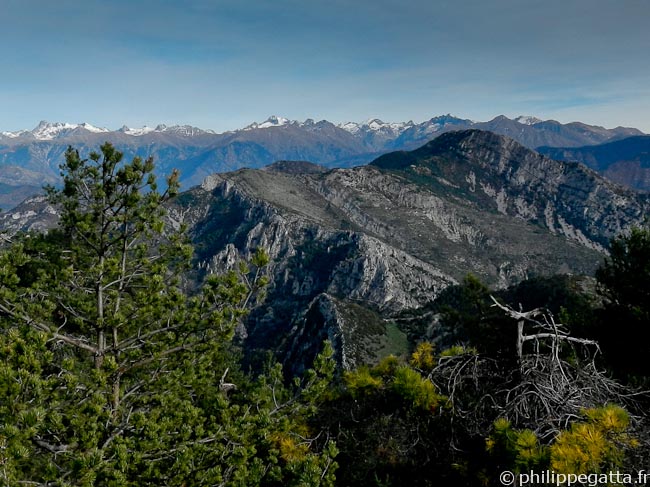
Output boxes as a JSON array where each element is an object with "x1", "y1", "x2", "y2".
[
  {"x1": 550, "y1": 404, "x2": 637, "y2": 474},
  {"x1": 487, "y1": 405, "x2": 637, "y2": 476}
]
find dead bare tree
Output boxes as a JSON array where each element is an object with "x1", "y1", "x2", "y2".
[{"x1": 431, "y1": 296, "x2": 644, "y2": 442}]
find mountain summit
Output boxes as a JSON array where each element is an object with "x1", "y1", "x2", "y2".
[
  {"x1": 373, "y1": 129, "x2": 648, "y2": 250},
  {"x1": 0, "y1": 121, "x2": 111, "y2": 140},
  {"x1": 514, "y1": 115, "x2": 543, "y2": 125},
  {"x1": 181, "y1": 130, "x2": 647, "y2": 371},
  {"x1": 243, "y1": 115, "x2": 294, "y2": 130}
]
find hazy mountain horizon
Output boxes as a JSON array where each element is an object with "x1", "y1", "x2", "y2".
[{"x1": 1, "y1": 113, "x2": 644, "y2": 141}]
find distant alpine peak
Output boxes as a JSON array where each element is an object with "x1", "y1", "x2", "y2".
[
  {"x1": 337, "y1": 118, "x2": 414, "y2": 135},
  {"x1": 29, "y1": 121, "x2": 110, "y2": 140},
  {"x1": 34, "y1": 120, "x2": 76, "y2": 132},
  {"x1": 119, "y1": 125, "x2": 156, "y2": 136},
  {"x1": 265, "y1": 115, "x2": 289, "y2": 124},
  {"x1": 243, "y1": 115, "x2": 296, "y2": 131},
  {"x1": 80, "y1": 122, "x2": 110, "y2": 133},
  {"x1": 1, "y1": 129, "x2": 31, "y2": 139},
  {"x1": 514, "y1": 115, "x2": 543, "y2": 125},
  {"x1": 428, "y1": 114, "x2": 467, "y2": 124},
  {"x1": 118, "y1": 124, "x2": 216, "y2": 137},
  {"x1": 365, "y1": 119, "x2": 414, "y2": 132},
  {"x1": 337, "y1": 121, "x2": 362, "y2": 134},
  {"x1": 401, "y1": 115, "x2": 469, "y2": 138},
  {"x1": 163, "y1": 125, "x2": 217, "y2": 136}
]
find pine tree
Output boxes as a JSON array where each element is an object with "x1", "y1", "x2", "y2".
[{"x1": 0, "y1": 143, "x2": 337, "y2": 486}]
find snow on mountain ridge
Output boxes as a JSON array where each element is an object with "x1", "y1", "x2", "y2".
[
  {"x1": 243, "y1": 115, "x2": 295, "y2": 131},
  {"x1": 78, "y1": 122, "x2": 110, "y2": 134},
  {"x1": 164, "y1": 125, "x2": 217, "y2": 136},
  {"x1": 2, "y1": 115, "x2": 641, "y2": 142},
  {"x1": 514, "y1": 115, "x2": 543, "y2": 126},
  {"x1": 338, "y1": 122, "x2": 361, "y2": 134},
  {"x1": 119, "y1": 125, "x2": 156, "y2": 136},
  {"x1": 1, "y1": 121, "x2": 216, "y2": 140},
  {"x1": 242, "y1": 116, "x2": 414, "y2": 135},
  {"x1": 31, "y1": 121, "x2": 80, "y2": 140},
  {"x1": 337, "y1": 119, "x2": 414, "y2": 135},
  {"x1": 118, "y1": 124, "x2": 216, "y2": 137},
  {"x1": 1, "y1": 129, "x2": 31, "y2": 139},
  {"x1": 0, "y1": 121, "x2": 113, "y2": 140}
]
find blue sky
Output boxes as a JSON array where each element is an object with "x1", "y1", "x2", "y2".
[{"x1": 1, "y1": 0, "x2": 649, "y2": 132}]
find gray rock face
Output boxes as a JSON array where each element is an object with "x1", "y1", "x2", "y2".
[
  {"x1": 169, "y1": 133, "x2": 648, "y2": 371},
  {"x1": 286, "y1": 293, "x2": 408, "y2": 373},
  {"x1": 373, "y1": 130, "x2": 650, "y2": 251},
  {"x1": 0, "y1": 195, "x2": 59, "y2": 236},
  {"x1": 192, "y1": 173, "x2": 456, "y2": 311}
]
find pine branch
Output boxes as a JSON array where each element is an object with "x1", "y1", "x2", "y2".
[
  {"x1": 0, "y1": 301, "x2": 99, "y2": 354},
  {"x1": 117, "y1": 322, "x2": 188, "y2": 350},
  {"x1": 118, "y1": 343, "x2": 197, "y2": 375},
  {"x1": 33, "y1": 438, "x2": 76, "y2": 454}
]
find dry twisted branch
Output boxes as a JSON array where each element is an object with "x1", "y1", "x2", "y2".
[{"x1": 430, "y1": 297, "x2": 643, "y2": 441}]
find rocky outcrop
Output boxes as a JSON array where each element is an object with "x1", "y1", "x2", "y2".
[
  {"x1": 373, "y1": 130, "x2": 650, "y2": 251},
  {"x1": 171, "y1": 132, "x2": 649, "y2": 371},
  {"x1": 286, "y1": 294, "x2": 408, "y2": 373},
  {"x1": 0, "y1": 195, "x2": 59, "y2": 236}
]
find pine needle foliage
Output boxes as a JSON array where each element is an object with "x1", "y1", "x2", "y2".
[
  {"x1": 0, "y1": 144, "x2": 337, "y2": 486},
  {"x1": 550, "y1": 404, "x2": 637, "y2": 474},
  {"x1": 487, "y1": 404, "x2": 637, "y2": 478}
]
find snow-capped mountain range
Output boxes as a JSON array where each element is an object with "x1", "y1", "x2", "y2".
[
  {"x1": 0, "y1": 113, "x2": 645, "y2": 210},
  {"x1": 241, "y1": 115, "x2": 417, "y2": 135},
  {"x1": 0, "y1": 114, "x2": 535, "y2": 141},
  {"x1": 0, "y1": 114, "x2": 633, "y2": 142},
  {"x1": 0, "y1": 116, "x2": 453, "y2": 142},
  {"x1": 1, "y1": 121, "x2": 110, "y2": 140},
  {"x1": 1, "y1": 121, "x2": 218, "y2": 140}
]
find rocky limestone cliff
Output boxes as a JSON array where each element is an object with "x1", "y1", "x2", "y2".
[
  {"x1": 0, "y1": 195, "x2": 59, "y2": 236},
  {"x1": 166, "y1": 132, "x2": 648, "y2": 371},
  {"x1": 373, "y1": 130, "x2": 650, "y2": 251},
  {"x1": 171, "y1": 172, "x2": 456, "y2": 373}
]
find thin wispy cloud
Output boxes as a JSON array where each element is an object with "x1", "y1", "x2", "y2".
[{"x1": 1, "y1": 0, "x2": 648, "y2": 131}]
